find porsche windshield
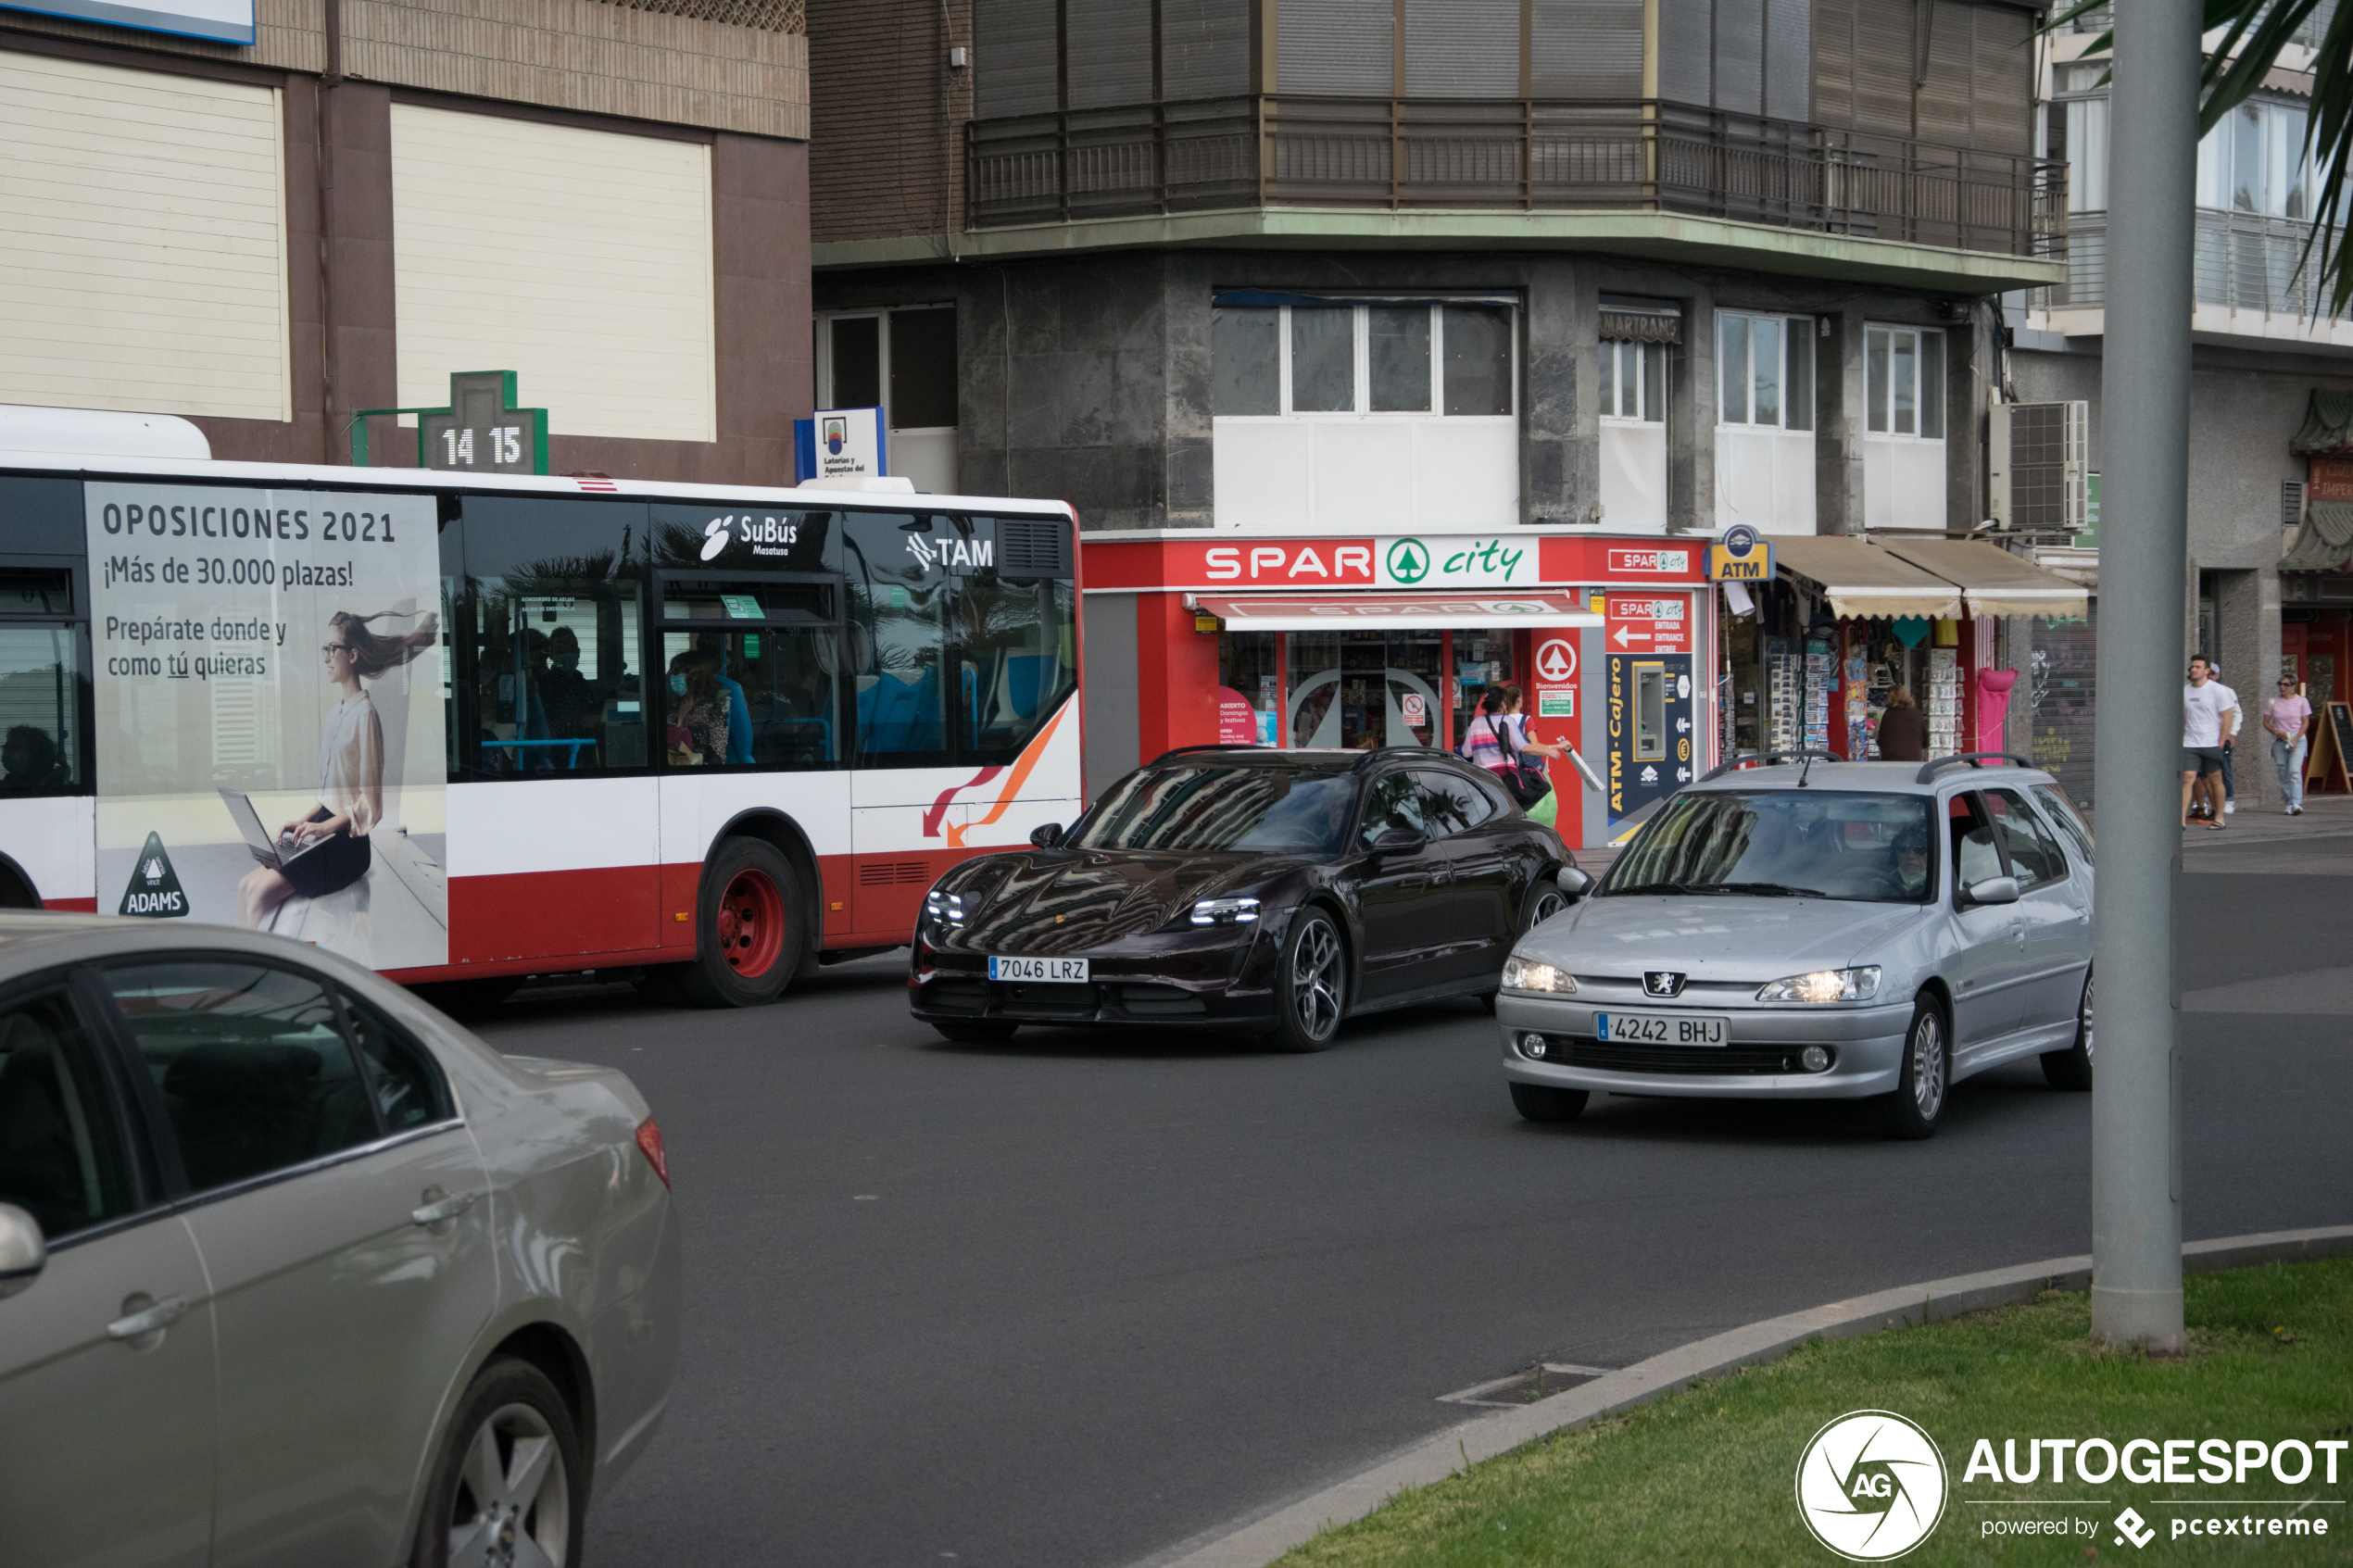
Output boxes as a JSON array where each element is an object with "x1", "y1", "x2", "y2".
[
  {"x1": 1073, "y1": 763, "x2": 1359, "y2": 854},
  {"x1": 1604, "y1": 790, "x2": 1938, "y2": 903}
]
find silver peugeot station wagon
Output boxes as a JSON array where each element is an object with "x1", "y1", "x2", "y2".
[{"x1": 1497, "y1": 754, "x2": 2096, "y2": 1138}]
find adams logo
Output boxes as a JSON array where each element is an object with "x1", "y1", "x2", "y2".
[
  {"x1": 119, "y1": 831, "x2": 189, "y2": 918},
  {"x1": 1796, "y1": 1410, "x2": 1948, "y2": 1561}
]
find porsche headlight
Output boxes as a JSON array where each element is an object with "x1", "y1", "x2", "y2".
[
  {"x1": 1755, "y1": 966, "x2": 1881, "y2": 1004},
  {"x1": 1189, "y1": 897, "x2": 1262, "y2": 927},
  {"x1": 924, "y1": 888, "x2": 969, "y2": 926},
  {"x1": 1502, "y1": 955, "x2": 1577, "y2": 995}
]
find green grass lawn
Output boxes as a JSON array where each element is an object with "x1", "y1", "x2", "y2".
[{"x1": 1274, "y1": 1257, "x2": 2353, "y2": 1566}]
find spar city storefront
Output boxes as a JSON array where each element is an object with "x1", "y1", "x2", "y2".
[{"x1": 1077, "y1": 530, "x2": 1722, "y2": 849}]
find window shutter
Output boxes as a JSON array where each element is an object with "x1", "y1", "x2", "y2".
[
  {"x1": 1812, "y1": 0, "x2": 1856, "y2": 129},
  {"x1": 1278, "y1": 0, "x2": 1395, "y2": 94},
  {"x1": 1852, "y1": 0, "x2": 1915, "y2": 138},
  {"x1": 1659, "y1": 0, "x2": 1713, "y2": 103},
  {"x1": 1163, "y1": 0, "x2": 1252, "y2": 100},
  {"x1": 1716, "y1": 0, "x2": 1765, "y2": 116},
  {"x1": 1405, "y1": 0, "x2": 1520, "y2": 97},
  {"x1": 1971, "y1": 2, "x2": 2034, "y2": 155},
  {"x1": 1915, "y1": 0, "x2": 1973, "y2": 146},
  {"x1": 975, "y1": 0, "x2": 1059, "y2": 118},
  {"x1": 1068, "y1": 0, "x2": 1154, "y2": 108},
  {"x1": 1532, "y1": 0, "x2": 1644, "y2": 97},
  {"x1": 1766, "y1": 0, "x2": 1812, "y2": 120}
]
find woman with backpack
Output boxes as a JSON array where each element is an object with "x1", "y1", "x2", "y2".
[{"x1": 1461, "y1": 684, "x2": 1563, "y2": 807}]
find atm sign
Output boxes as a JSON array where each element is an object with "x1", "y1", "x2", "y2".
[{"x1": 1707, "y1": 526, "x2": 1773, "y2": 582}]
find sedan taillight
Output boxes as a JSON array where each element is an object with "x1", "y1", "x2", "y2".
[{"x1": 635, "y1": 1117, "x2": 671, "y2": 1190}]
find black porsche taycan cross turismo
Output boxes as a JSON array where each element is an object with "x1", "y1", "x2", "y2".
[{"x1": 909, "y1": 746, "x2": 1578, "y2": 1050}]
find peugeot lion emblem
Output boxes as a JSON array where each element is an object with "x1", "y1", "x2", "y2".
[{"x1": 1642, "y1": 972, "x2": 1686, "y2": 998}]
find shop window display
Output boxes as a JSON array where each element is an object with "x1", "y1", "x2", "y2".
[{"x1": 1286, "y1": 630, "x2": 1445, "y2": 750}]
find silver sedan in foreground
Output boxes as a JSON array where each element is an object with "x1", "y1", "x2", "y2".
[
  {"x1": 0, "y1": 914, "x2": 679, "y2": 1568},
  {"x1": 1499, "y1": 756, "x2": 2096, "y2": 1138}
]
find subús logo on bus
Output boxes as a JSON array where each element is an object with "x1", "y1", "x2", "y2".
[
  {"x1": 700, "y1": 515, "x2": 799, "y2": 561},
  {"x1": 1795, "y1": 1411, "x2": 1949, "y2": 1561}
]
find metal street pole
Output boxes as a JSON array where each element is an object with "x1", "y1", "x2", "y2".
[{"x1": 2091, "y1": 0, "x2": 2197, "y2": 1354}]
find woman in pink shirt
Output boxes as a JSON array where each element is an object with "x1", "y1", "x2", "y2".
[{"x1": 2264, "y1": 673, "x2": 2313, "y2": 815}]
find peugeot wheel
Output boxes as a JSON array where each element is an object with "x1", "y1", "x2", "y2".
[
  {"x1": 678, "y1": 837, "x2": 804, "y2": 1009},
  {"x1": 2041, "y1": 968, "x2": 2094, "y2": 1091},
  {"x1": 1267, "y1": 908, "x2": 1346, "y2": 1052},
  {"x1": 410, "y1": 1358, "x2": 585, "y2": 1568},
  {"x1": 1510, "y1": 1082, "x2": 1589, "y2": 1123},
  {"x1": 1884, "y1": 996, "x2": 1950, "y2": 1140}
]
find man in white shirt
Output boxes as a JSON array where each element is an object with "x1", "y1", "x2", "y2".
[{"x1": 2183, "y1": 656, "x2": 2235, "y2": 829}]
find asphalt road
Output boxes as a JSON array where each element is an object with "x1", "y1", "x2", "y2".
[{"x1": 466, "y1": 834, "x2": 2353, "y2": 1568}]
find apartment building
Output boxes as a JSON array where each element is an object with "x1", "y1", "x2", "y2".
[
  {"x1": 810, "y1": 0, "x2": 2076, "y2": 829},
  {"x1": 1, "y1": 0, "x2": 812, "y2": 482},
  {"x1": 2008, "y1": 3, "x2": 2353, "y2": 806}
]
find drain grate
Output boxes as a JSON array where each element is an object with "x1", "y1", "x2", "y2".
[{"x1": 1437, "y1": 1362, "x2": 1615, "y2": 1408}]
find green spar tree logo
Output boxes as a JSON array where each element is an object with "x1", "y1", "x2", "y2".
[
  {"x1": 119, "y1": 832, "x2": 189, "y2": 919},
  {"x1": 1794, "y1": 1411, "x2": 1947, "y2": 1561},
  {"x1": 1386, "y1": 538, "x2": 1431, "y2": 584}
]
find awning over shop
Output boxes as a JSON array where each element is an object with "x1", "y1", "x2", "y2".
[
  {"x1": 1196, "y1": 592, "x2": 1601, "y2": 631},
  {"x1": 2282, "y1": 505, "x2": 2353, "y2": 571},
  {"x1": 1770, "y1": 535, "x2": 1961, "y2": 620},
  {"x1": 1876, "y1": 538, "x2": 2090, "y2": 619}
]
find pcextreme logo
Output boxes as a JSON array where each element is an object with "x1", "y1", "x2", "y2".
[{"x1": 1796, "y1": 1411, "x2": 1950, "y2": 1561}]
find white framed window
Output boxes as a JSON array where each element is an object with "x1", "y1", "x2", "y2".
[
  {"x1": 2196, "y1": 96, "x2": 2318, "y2": 220},
  {"x1": 1212, "y1": 301, "x2": 1517, "y2": 420},
  {"x1": 815, "y1": 305, "x2": 958, "y2": 493},
  {"x1": 1716, "y1": 312, "x2": 1814, "y2": 431},
  {"x1": 1865, "y1": 325, "x2": 1945, "y2": 440},
  {"x1": 1599, "y1": 340, "x2": 1666, "y2": 422}
]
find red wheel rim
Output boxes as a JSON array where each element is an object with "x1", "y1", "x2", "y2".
[{"x1": 716, "y1": 868, "x2": 786, "y2": 977}]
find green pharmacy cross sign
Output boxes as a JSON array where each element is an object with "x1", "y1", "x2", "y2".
[{"x1": 349, "y1": 370, "x2": 549, "y2": 475}]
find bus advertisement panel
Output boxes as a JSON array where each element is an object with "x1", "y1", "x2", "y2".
[{"x1": 86, "y1": 483, "x2": 449, "y2": 971}]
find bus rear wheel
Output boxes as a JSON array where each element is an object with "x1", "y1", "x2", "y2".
[{"x1": 678, "y1": 837, "x2": 803, "y2": 1009}]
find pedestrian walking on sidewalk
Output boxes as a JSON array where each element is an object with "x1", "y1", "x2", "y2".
[
  {"x1": 2265, "y1": 672, "x2": 2313, "y2": 815},
  {"x1": 2183, "y1": 656, "x2": 2233, "y2": 830},
  {"x1": 1876, "y1": 686, "x2": 1927, "y2": 762},
  {"x1": 2209, "y1": 660, "x2": 2244, "y2": 814}
]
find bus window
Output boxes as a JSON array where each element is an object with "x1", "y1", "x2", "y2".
[
  {"x1": 657, "y1": 623, "x2": 839, "y2": 769},
  {"x1": 956, "y1": 569, "x2": 1075, "y2": 764},
  {"x1": 458, "y1": 498, "x2": 649, "y2": 778},
  {"x1": 843, "y1": 514, "x2": 950, "y2": 766},
  {"x1": 0, "y1": 571, "x2": 84, "y2": 793}
]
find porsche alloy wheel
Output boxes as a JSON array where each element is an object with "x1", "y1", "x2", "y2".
[{"x1": 1270, "y1": 909, "x2": 1345, "y2": 1052}]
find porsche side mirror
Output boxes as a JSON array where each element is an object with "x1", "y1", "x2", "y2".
[
  {"x1": 0, "y1": 1203, "x2": 44, "y2": 1301},
  {"x1": 1965, "y1": 874, "x2": 2020, "y2": 906},
  {"x1": 1554, "y1": 866, "x2": 1592, "y2": 897},
  {"x1": 1369, "y1": 827, "x2": 1427, "y2": 856},
  {"x1": 1029, "y1": 823, "x2": 1064, "y2": 849}
]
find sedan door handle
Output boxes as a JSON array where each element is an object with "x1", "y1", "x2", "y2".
[
  {"x1": 107, "y1": 1294, "x2": 187, "y2": 1341},
  {"x1": 411, "y1": 1190, "x2": 477, "y2": 1226}
]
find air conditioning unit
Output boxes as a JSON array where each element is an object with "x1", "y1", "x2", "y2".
[{"x1": 1989, "y1": 400, "x2": 2089, "y2": 535}]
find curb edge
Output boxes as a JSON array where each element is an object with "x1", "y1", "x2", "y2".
[{"x1": 1133, "y1": 1223, "x2": 2353, "y2": 1568}]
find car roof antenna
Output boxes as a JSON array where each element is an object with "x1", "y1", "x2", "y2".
[{"x1": 1797, "y1": 751, "x2": 1816, "y2": 789}]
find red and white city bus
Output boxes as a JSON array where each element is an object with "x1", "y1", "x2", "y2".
[{"x1": 0, "y1": 438, "x2": 1081, "y2": 1007}]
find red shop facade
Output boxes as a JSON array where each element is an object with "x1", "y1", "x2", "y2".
[{"x1": 1076, "y1": 531, "x2": 1723, "y2": 851}]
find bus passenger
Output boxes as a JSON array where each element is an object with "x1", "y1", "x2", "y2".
[{"x1": 667, "y1": 649, "x2": 725, "y2": 765}]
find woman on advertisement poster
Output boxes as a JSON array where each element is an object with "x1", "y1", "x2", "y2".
[{"x1": 236, "y1": 609, "x2": 437, "y2": 929}]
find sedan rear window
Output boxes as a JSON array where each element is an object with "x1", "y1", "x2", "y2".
[
  {"x1": 1605, "y1": 790, "x2": 1938, "y2": 903},
  {"x1": 1075, "y1": 764, "x2": 1360, "y2": 854}
]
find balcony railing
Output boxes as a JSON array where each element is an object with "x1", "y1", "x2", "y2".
[
  {"x1": 965, "y1": 96, "x2": 2067, "y2": 258},
  {"x1": 2035, "y1": 208, "x2": 2346, "y2": 319}
]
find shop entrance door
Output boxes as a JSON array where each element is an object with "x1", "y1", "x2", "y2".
[{"x1": 1287, "y1": 666, "x2": 1442, "y2": 748}]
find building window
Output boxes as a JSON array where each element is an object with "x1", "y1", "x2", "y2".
[
  {"x1": 2196, "y1": 97, "x2": 2317, "y2": 219},
  {"x1": 816, "y1": 306, "x2": 959, "y2": 494},
  {"x1": 1599, "y1": 340, "x2": 1666, "y2": 422},
  {"x1": 1212, "y1": 301, "x2": 1518, "y2": 420},
  {"x1": 1716, "y1": 312, "x2": 1814, "y2": 431},
  {"x1": 1865, "y1": 325, "x2": 1944, "y2": 440}
]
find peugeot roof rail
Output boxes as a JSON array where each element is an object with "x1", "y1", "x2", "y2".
[
  {"x1": 1699, "y1": 750, "x2": 1841, "y2": 783},
  {"x1": 1914, "y1": 752, "x2": 2035, "y2": 784}
]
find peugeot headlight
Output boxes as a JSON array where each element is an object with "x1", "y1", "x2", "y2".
[
  {"x1": 924, "y1": 889, "x2": 968, "y2": 926},
  {"x1": 1189, "y1": 897, "x2": 1261, "y2": 927},
  {"x1": 1755, "y1": 966, "x2": 1881, "y2": 1004},
  {"x1": 1501, "y1": 955, "x2": 1578, "y2": 995}
]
